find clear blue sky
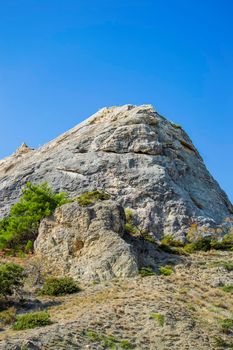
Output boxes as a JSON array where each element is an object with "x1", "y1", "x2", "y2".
[{"x1": 0, "y1": 0, "x2": 232, "y2": 202}]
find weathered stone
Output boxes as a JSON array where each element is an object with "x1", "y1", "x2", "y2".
[
  {"x1": 0, "y1": 104, "x2": 232, "y2": 240},
  {"x1": 34, "y1": 200, "x2": 138, "y2": 281}
]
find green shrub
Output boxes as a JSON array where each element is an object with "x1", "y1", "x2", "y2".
[
  {"x1": 12, "y1": 311, "x2": 52, "y2": 330},
  {"x1": 77, "y1": 190, "x2": 110, "y2": 207},
  {"x1": 211, "y1": 234, "x2": 233, "y2": 250},
  {"x1": 40, "y1": 277, "x2": 80, "y2": 296},
  {"x1": 221, "y1": 285, "x2": 233, "y2": 293},
  {"x1": 150, "y1": 313, "x2": 165, "y2": 326},
  {"x1": 143, "y1": 234, "x2": 156, "y2": 244},
  {"x1": 124, "y1": 208, "x2": 139, "y2": 236},
  {"x1": 159, "y1": 265, "x2": 173, "y2": 276},
  {"x1": 139, "y1": 267, "x2": 155, "y2": 277},
  {"x1": 0, "y1": 307, "x2": 16, "y2": 326},
  {"x1": 0, "y1": 263, "x2": 24, "y2": 298},
  {"x1": 124, "y1": 222, "x2": 138, "y2": 235},
  {"x1": 25, "y1": 240, "x2": 34, "y2": 253},
  {"x1": 0, "y1": 182, "x2": 69, "y2": 251},
  {"x1": 219, "y1": 318, "x2": 233, "y2": 334},
  {"x1": 160, "y1": 235, "x2": 184, "y2": 247},
  {"x1": 84, "y1": 330, "x2": 135, "y2": 349}
]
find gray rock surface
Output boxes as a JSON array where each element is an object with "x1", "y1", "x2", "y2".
[
  {"x1": 0, "y1": 104, "x2": 232, "y2": 240},
  {"x1": 34, "y1": 200, "x2": 138, "y2": 281}
]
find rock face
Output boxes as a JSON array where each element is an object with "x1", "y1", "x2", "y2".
[
  {"x1": 34, "y1": 200, "x2": 138, "y2": 281},
  {"x1": 0, "y1": 104, "x2": 232, "y2": 240}
]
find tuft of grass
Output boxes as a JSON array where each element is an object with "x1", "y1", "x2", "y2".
[
  {"x1": 84, "y1": 330, "x2": 135, "y2": 349},
  {"x1": 77, "y1": 190, "x2": 110, "y2": 207},
  {"x1": 150, "y1": 313, "x2": 165, "y2": 326},
  {"x1": 160, "y1": 235, "x2": 184, "y2": 248},
  {"x1": 124, "y1": 222, "x2": 138, "y2": 235},
  {"x1": 12, "y1": 311, "x2": 52, "y2": 330},
  {"x1": 221, "y1": 285, "x2": 233, "y2": 293},
  {"x1": 139, "y1": 267, "x2": 155, "y2": 277},
  {"x1": 219, "y1": 318, "x2": 233, "y2": 334},
  {"x1": 214, "y1": 336, "x2": 233, "y2": 348},
  {"x1": 159, "y1": 265, "x2": 174, "y2": 276},
  {"x1": 0, "y1": 307, "x2": 16, "y2": 326},
  {"x1": 40, "y1": 277, "x2": 80, "y2": 296}
]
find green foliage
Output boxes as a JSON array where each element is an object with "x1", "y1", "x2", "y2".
[
  {"x1": 84, "y1": 330, "x2": 135, "y2": 349},
  {"x1": 220, "y1": 261, "x2": 233, "y2": 272},
  {"x1": 211, "y1": 233, "x2": 233, "y2": 250},
  {"x1": 214, "y1": 336, "x2": 233, "y2": 348},
  {"x1": 25, "y1": 240, "x2": 33, "y2": 253},
  {"x1": 12, "y1": 311, "x2": 52, "y2": 330},
  {"x1": 219, "y1": 318, "x2": 233, "y2": 334},
  {"x1": 40, "y1": 277, "x2": 80, "y2": 296},
  {"x1": 124, "y1": 222, "x2": 138, "y2": 235},
  {"x1": 143, "y1": 234, "x2": 157, "y2": 244},
  {"x1": 160, "y1": 235, "x2": 184, "y2": 247},
  {"x1": 150, "y1": 313, "x2": 165, "y2": 326},
  {"x1": 159, "y1": 265, "x2": 173, "y2": 276},
  {"x1": 221, "y1": 285, "x2": 233, "y2": 293},
  {"x1": 0, "y1": 263, "x2": 24, "y2": 298},
  {"x1": 0, "y1": 182, "x2": 69, "y2": 251},
  {"x1": 139, "y1": 267, "x2": 155, "y2": 277},
  {"x1": 0, "y1": 307, "x2": 16, "y2": 326},
  {"x1": 124, "y1": 208, "x2": 139, "y2": 236},
  {"x1": 77, "y1": 190, "x2": 110, "y2": 207}
]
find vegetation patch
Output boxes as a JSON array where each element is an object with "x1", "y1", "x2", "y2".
[
  {"x1": 40, "y1": 277, "x2": 80, "y2": 296},
  {"x1": 0, "y1": 182, "x2": 69, "y2": 252},
  {"x1": 77, "y1": 190, "x2": 110, "y2": 207},
  {"x1": 0, "y1": 307, "x2": 16, "y2": 326},
  {"x1": 12, "y1": 311, "x2": 52, "y2": 330},
  {"x1": 139, "y1": 267, "x2": 155, "y2": 277},
  {"x1": 84, "y1": 330, "x2": 135, "y2": 349},
  {"x1": 150, "y1": 313, "x2": 165, "y2": 327},
  {"x1": 219, "y1": 318, "x2": 233, "y2": 334},
  {"x1": 221, "y1": 285, "x2": 233, "y2": 293},
  {"x1": 0, "y1": 263, "x2": 24, "y2": 298},
  {"x1": 124, "y1": 208, "x2": 139, "y2": 236},
  {"x1": 159, "y1": 265, "x2": 174, "y2": 276}
]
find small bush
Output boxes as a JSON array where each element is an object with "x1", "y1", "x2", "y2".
[
  {"x1": 159, "y1": 265, "x2": 173, "y2": 276},
  {"x1": 0, "y1": 182, "x2": 69, "y2": 251},
  {"x1": 139, "y1": 267, "x2": 154, "y2": 277},
  {"x1": 150, "y1": 313, "x2": 165, "y2": 326},
  {"x1": 124, "y1": 222, "x2": 138, "y2": 235},
  {"x1": 124, "y1": 208, "x2": 139, "y2": 236},
  {"x1": 221, "y1": 261, "x2": 233, "y2": 272},
  {"x1": 143, "y1": 234, "x2": 157, "y2": 244},
  {"x1": 0, "y1": 307, "x2": 16, "y2": 326},
  {"x1": 219, "y1": 318, "x2": 233, "y2": 334},
  {"x1": 77, "y1": 190, "x2": 110, "y2": 207},
  {"x1": 40, "y1": 277, "x2": 80, "y2": 296},
  {"x1": 160, "y1": 235, "x2": 184, "y2": 247},
  {"x1": 221, "y1": 285, "x2": 233, "y2": 293},
  {"x1": 0, "y1": 263, "x2": 24, "y2": 298},
  {"x1": 211, "y1": 233, "x2": 233, "y2": 250},
  {"x1": 84, "y1": 330, "x2": 135, "y2": 349},
  {"x1": 12, "y1": 311, "x2": 52, "y2": 330}
]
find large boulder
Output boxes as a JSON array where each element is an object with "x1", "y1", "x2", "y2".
[
  {"x1": 0, "y1": 104, "x2": 232, "y2": 240},
  {"x1": 34, "y1": 200, "x2": 138, "y2": 281}
]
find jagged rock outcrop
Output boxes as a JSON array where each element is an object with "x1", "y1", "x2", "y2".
[
  {"x1": 0, "y1": 105, "x2": 232, "y2": 240},
  {"x1": 34, "y1": 200, "x2": 138, "y2": 281}
]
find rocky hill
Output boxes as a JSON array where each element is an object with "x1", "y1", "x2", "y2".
[
  {"x1": 0, "y1": 105, "x2": 233, "y2": 350},
  {"x1": 0, "y1": 105, "x2": 232, "y2": 240}
]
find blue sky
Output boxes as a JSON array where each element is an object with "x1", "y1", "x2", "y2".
[{"x1": 0, "y1": 0, "x2": 232, "y2": 201}]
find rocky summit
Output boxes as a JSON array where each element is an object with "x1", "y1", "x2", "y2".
[{"x1": 0, "y1": 105, "x2": 232, "y2": 240}]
